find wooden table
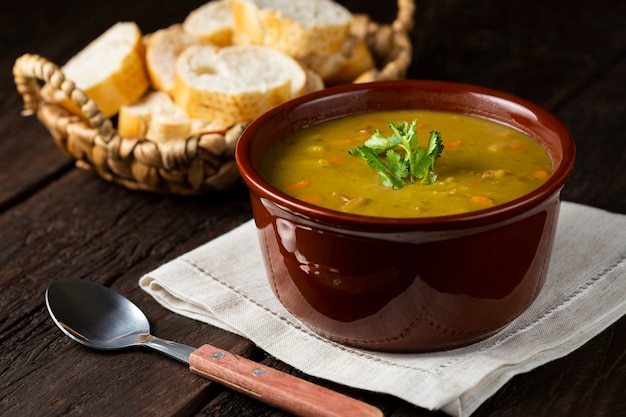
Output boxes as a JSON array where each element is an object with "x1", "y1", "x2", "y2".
[{"x1": 2, "y1": 0, "x2": 624, "y2": 416}]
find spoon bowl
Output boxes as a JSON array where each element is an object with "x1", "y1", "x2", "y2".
[
  {"x1": 45, "y1": 278, "x2": 383, "y2": 417},
  {"x1": 47, "y1": 277, "x2": 151, "y2": 350}
]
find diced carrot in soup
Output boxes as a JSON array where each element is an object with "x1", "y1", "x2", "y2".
[
  {"x1": 261, "y1": 110, "x2": 553, "y2": 218},
  {"x1": 286, "y1": 180, "x2": 311, "y2": 189},
  {"x1": 327, "y1": 156, "x2": 344, "y2": 164}
]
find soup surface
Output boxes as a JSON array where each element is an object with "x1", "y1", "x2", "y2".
[{"x1": 261, "y1": 110, "x2": 552, "y2": 218}]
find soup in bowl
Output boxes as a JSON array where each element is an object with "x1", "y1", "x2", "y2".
[{"x1": 235, "y1": 80, "x2": 575, "y2": 352}]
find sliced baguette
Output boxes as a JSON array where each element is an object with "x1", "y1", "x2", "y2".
[
  {"x1": 182, "y1": 0, "x2": 234, "y2": 46},
  {"x1": 173, "y1": 44, "x2": 306, "y2": 129},
  {"x1": 118, "y1": 90, "x2": 219, "y2": 142},
  {"x1": 232, "y1": 0, "x2": 352, "y2": 58},
  {"x1": 54, "y1": 21, "x2": 149, "y2": 118},
  {"x1": 145, "y1": 24, "x2": 203, "y2": 94},
  {"x1": 303, "y1": 34, "x2": 376, "y2": 85}
]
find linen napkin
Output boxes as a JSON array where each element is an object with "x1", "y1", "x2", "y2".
[{"x1": 139, "y1": 201, "x2": 626, "y2": 417}]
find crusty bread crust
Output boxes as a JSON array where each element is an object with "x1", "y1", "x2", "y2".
[{"x1": 59, "y1": 22, "x2": 149, "y2": 118}]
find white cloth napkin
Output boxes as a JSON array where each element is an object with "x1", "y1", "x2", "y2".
[{"x1": 139, "y1": 201, "x2": 626, "y2": 417}]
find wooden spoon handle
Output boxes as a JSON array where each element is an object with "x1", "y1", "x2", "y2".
[{"x1": 189, "y1": 344, "x2": 383, "y2": 417}]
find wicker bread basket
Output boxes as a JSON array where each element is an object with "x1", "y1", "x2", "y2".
[{"x1": 13, "y1": 0, "x2": 415, "y2": 195}]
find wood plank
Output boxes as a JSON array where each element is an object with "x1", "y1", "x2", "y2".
[
  {"x1": 1, "y1": 0, "x2": 624, "y2": 416},
  {"x1": 557, "y1": 56, "x2": 626, "y2": 213},
  {"x1": 413, "y1": 0, "x2": 626, "y2": 109},
  {"x1": 0, "y1": 170, "x2": 255, "y2": 416},
  {"x1": 473, "y1": 316, "x2": 626, "y2": 417}
]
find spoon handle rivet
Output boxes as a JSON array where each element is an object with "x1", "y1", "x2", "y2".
[
  {"x1": 211, "y1": 351, "x2": 226, "y2": 360},
  {"x1": 252, "y1": 368, "x2": 266, "y2": 377}
]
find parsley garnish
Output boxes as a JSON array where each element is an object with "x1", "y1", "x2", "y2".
[{"x1": 348, "y1": 120, "x2": 444, "y2": 189}]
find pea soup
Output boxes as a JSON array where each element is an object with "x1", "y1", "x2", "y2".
[{"x1": 261, "y1": 110, "x2": 553, "y2": 218}]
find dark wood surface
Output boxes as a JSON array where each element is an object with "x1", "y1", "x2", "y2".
[{"x1": 1, "y1": 0, "x2": 624, "y2": 416}]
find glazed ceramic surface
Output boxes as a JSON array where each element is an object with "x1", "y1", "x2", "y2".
[{"x1": 236, "y1": 80, "x2": 575, "y2": 352}]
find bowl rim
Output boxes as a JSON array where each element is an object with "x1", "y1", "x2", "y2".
[{"x1": 235, "y1": 80, "x2": 576, "y2": 230}]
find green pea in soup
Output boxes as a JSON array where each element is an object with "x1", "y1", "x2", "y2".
[{"x1": 261, "y1": 110, "x2": 552, "y2": 218}]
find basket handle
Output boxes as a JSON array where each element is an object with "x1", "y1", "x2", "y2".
[
  {"x1": 393, "y1": 0, "x2": 416, "y2": 34},
  {"x1": 350, "y1": 0, "x2": 415, "y2": 83},
  {"x1": 13, "y1": 53, "x2": 114, "y2": 138}
]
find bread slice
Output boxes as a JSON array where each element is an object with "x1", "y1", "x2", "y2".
[
  {"x1": 232, "y1": 0, "x2": 352, "y2": 58},
  {"x1": 145, "y1": 24, "x2": 202, "y2": 94},
  {"x1": 118, "y1": 90, "x2": 219, "y2": 141},
  {"x1": 305, "y1": 34, "x2": 376, "y2": 85},
  {"x1": 55, "y1": 21, "x2": 149, "y2": 118},
  {"x1": 173, "y1": 44, "x2": 306, "y2": 129},
  {"x1": 182, "y1": 0, "x2": 235, "y2": 46}
]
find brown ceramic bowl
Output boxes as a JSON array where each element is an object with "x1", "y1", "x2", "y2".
[{"x1": 235, "y1": 80, "x2": 575, "y2": 352}]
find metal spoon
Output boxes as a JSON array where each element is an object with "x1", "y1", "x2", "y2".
[{"x1": 45, "y1": 278, "x2": 382, "y2": 417}]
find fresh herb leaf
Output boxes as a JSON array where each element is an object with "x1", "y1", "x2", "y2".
[
  {"x1": 362, "y1": 131, "x2": 399, "y2": 152},
  {"x1": 349, "y1": 145, "x2": 405, "y2": 189},
  {"x1": 348, "y1": 120, "x2": 444, "y2": 188},
  {"x1": 385, "y1": 149, "x2": 408, "y2": 180}
]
